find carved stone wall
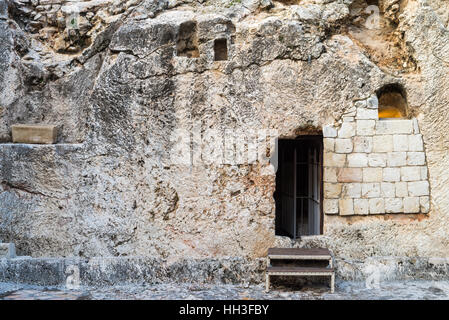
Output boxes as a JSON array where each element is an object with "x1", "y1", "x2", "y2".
[{"x1": 323, "y1": 96, "x2": 430, "y2": 216}]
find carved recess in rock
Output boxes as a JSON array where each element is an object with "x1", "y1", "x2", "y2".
[{"x1": 177, "y1": 21, "x2": 200, "y2": 58}]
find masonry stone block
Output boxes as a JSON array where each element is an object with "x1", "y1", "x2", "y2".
[
  {"x1": 408, "y1": 181, "x2": 430, "y2": 197},
  {"x1": 412, "y1": 118, "x2": 420, "y2": 134},
  {"x1": 324, "y1": 167, "x2": 338, "y2": 182},
  {"x1": 420, "y1": 166, "x2": 428, "y2": 180},
  {"x1": 408, "y1": 134, "x2": 424, "y2": 151},
  {"x1": 369, "y1": 198, "x2": 385, "y2": 214},
  {"x1": 342, "y1": 183, "x2": 362, "y2": 198},
  {"x1": 324, "y1": 183, "x2": 342, "y2": 198},
  {"x1": 395, "y1": 182, "x2": 408, "y2": 197},
  {"x1": 347, "y1": 153, "x2": 368, "y2": 167},
  {"x1": 323, "y1": 110, "x2": 428, "y2": 217},
  {"x1": 393, "y1": 135, "x2": 409, "y2": 152},
  {"x1": 337, "y1": 168, "x2": 363, "y2": 182},
  {"x1": 385, "y1": 198, "x2": 403, "y2": 213},
  {"x1": 324, "y1": 152, "x2": 346, "y2": 167},
  {"x1": 368, "y1": 153, "x2": 386, "y2": 167},
  {"x1": 324, "y1": 199, "x2": 339, "y2": 214},
  {"x1": 354, "y1": 199, "x2": 369, "y2": 215},
  {"x1": 353, "y1": 136, "x2": 373, "y2": 153},
  {"x1": 404, "y1": 197, "x2": 420, "y2": 213},
  {"x1": 407, "y1": 152, "x2": 426, "y2": 166},
  {"x1": 344, "y1": 106, "x2": 357, "y2": 116},
  {"x1": 383, "y1": 168, "x2": 400, "y2": 182},
  {"x1": 323, "y1": 138, "x2": 335, "y2": 152},
  {"x1": 363, "y1": 168, "x2": 383, "y2": 182},
  {"x1": 401, "y1": 166, "x2": 421, "y2": 182},
  {"x1": 361, "y1": 183, "x2": 381, "y2": 198},
  {"x1": 356, "y1": 108, "x2": 378, "y2": 120},
  {"x1": 376, "y1": 120, "x2": 413, "y2": 135},
  {"x1": 366, "y1": 96, "x2": 378, "y2": 109},
  {"x1": 335, "y1": 138, "x2": 353, "y2": 153},
  {"x1": 355, "y1": 100, "x2": 367, "y2": 109},
  {"x1": 323, "y1": 125, "x2": 337, "y2": 138},
  {"x1": 12, "y1": 124, "x2": 58, "y2": 144},
  {"x1": 339, "y1": 199, "x2": 354, "y2": 216},
  {"x1": 356, "y1": 120, "x2": 376, "y2": 135},
  {"x1": 381, "y1": 182, "x2": 395, "y2": 197},
  {"x1": 372, "y1": 135, "x2": 393, "y2": 152},
  {"x1": 338, "y1": 122, "x2": 356, "y2": 138},
  {"x1": 387, "y1": 152, "x2": 407, "y2": 167},
  {"x1": 420, "y1": 196, "x2": 430, "y2": 213}
]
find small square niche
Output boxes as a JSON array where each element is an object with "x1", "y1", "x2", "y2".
[
  {"x1": 214, "y1": 38, "x2": 228, "y2": 61},
  {"x1": 177, "y1": 21, "x2": 200, "y2": 58}
]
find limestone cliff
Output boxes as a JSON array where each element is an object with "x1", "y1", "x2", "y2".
[{"x1": 1, "y1": 0, "x2": 449, "y2": 269}]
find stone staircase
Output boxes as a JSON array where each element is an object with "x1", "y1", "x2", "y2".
[
  {"x1": 265, "y1": 247, "x2": 335, "y2": 293},
  {"x1": 0, "y1": 243, "x2": 16, "y2": 259}
]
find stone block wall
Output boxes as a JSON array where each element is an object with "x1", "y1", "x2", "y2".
[{"x1": 323, "y1": 96, "x2": 430, "y2": 216}]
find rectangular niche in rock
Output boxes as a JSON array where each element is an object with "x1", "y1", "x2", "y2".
[
  {"x1": 177, "y1": 21, "x2": 200, "y2": 58},
  {"x1": 11, "y1": 124, "x2": 58, "y2": 144},
  {"x1": 214, "y1": 38, "x2": 228, "y2": 61}
]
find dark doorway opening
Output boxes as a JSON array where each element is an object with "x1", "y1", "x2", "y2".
[{"x1": 274, "y1": 136, "x2": 323, "y2": 239}]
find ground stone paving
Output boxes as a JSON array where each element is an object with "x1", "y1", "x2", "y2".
[{"x1": 1, "y1": 281, "x2": 449, "y2": 300}]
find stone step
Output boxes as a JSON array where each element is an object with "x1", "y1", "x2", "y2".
[
  {"x1": 0, "y1": 243, "x2": 16, "y2": 259},
  {"x1": 266, "y1": 266, "x2": 334, "y2": 275},
  {"x1": 265, "y1": 248, "x2": 335, "y2": 293},
  {"x1": 267, "y1": 247, "x2": 332, "y2": 260},
  {"x1": 11, "y1": 124, "x2": 58, "y2": 144}
]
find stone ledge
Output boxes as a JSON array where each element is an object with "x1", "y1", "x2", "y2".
[
  {"x1": 0, "y1": 256, "x2": 265, "y2": 287},
  {"x1": 0, "y1": 143, "x2": 84, "y2": 148},
  {"x1": 3, "y1": 255, "x2": 445, "y2": 286},
  {"x1": 335, "y1": 256, "x2": 449, "y2": 281}
]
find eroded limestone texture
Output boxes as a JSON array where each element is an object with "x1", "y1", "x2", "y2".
[{"x1": 0, "y1": 0, "x2": 449, "y2": 275}]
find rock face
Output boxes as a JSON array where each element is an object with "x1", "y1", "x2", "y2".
[{"x1": 1, "y1": 0, "x2": 449, "y2": 272}]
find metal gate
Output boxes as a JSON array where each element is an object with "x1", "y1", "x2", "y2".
[{"x1": 275, "y1": 136, "x2": 323, "y2": 238}]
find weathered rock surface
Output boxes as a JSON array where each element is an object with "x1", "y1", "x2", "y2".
[
  {"x1": 0, "y1": 256, "x2": 266, "y2": 286},
  {"x1": 0, "y1": 0, "x2": 449, "y2": 280}
]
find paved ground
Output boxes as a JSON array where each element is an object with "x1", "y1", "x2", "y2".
[{"x1": 1, "y1": 281, "x2": 449, "y2": 300}]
